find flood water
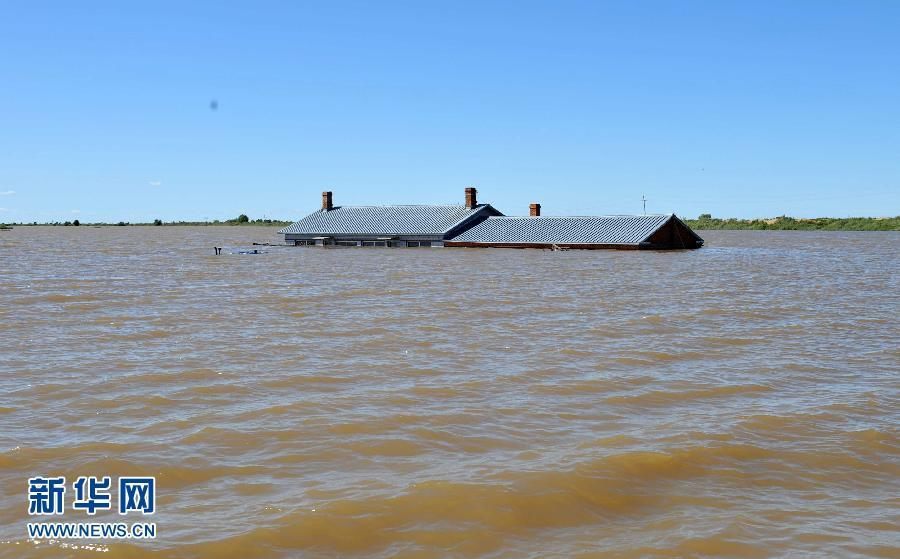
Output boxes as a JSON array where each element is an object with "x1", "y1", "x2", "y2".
[{"x1": 1, "y1": 226, "x2": 897, "y2": 558}]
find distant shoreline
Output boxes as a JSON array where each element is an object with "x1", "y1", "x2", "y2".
[
  {"x1": 2, "y1": 215, "x2": 898, "y2": 231},
  {"x1": 1, "y1": 219, "x2": 292, "y2": 228},
  {"x1": 683, "y1": 215, "x2": 899, "y2": 231}
]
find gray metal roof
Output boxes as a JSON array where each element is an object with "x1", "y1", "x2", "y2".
[
  {"x1": 447, "y1": 214, "x2": 676, "y2": 244},
  {"x1": 278, "y1": 204, "x2": 498, "y2": 236}
]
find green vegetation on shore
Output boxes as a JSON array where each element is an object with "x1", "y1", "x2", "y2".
[
  {"x1": 684, "y1": 214, "x2": 899, "y2": 231},
  {"x1": 3, "y1": 214, "x2": 898, "y2": 231},
  {"x1": 1, "y1": 214, "x2": 292, "y2": 227}
]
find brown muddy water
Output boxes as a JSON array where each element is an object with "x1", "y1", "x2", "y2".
[{"x1": 0, "y1": 226, "x2": 898, "y2": 558}]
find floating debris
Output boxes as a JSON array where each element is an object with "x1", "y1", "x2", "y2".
[{"x1": 231, "y1": 249, "x2": 266, "y2": 255}]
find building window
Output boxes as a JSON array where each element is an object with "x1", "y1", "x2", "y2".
[
  {"x1": 407, "y1": 241, "x2": 432, "y2": 247},
  {"x1": 335, "y1": 241, "x2": 359, "y2": 247}
]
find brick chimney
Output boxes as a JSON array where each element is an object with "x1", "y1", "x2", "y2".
[
  {"x1": 322, "y1": 191, "x2": 333, "y2": 211},
  {"x1": 530, "y1": 203, "x2": 541, "y2": 217},
  {"x1": 465, "y1": 187, "x2": 477, "y2": 209}
]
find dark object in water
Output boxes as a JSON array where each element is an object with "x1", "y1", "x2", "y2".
[
  {"x1": 0, "y1": 226, "x2": 12, "y2": 231},
  {"x1": 232, "y1": 249, "x2": 265, "y2": 255}
]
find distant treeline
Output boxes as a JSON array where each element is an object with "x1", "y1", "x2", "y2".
[
  {"x1": 2, "y1": 214, "x2": 292, "y2": 227},
  {"x1": 684, "y1": 214, "x2": 899, "y2": 231},
  {"x1": 4, "y1": 214, "x2": 898, "y2": 231}
]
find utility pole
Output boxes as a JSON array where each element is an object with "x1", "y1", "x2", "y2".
[{"x1": 641, "y1": 195, "x2": 647, "y2": 215}]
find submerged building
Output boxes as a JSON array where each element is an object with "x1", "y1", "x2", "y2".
[{"x1": 278, "y1": 188, "x2": 703, "y2": 250}]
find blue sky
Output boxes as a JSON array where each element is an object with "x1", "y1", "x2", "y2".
[{"x1": 1, "y1": 0, "x2": 898, "y2": 222}]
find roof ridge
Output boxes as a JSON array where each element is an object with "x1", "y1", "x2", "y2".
[
  {"x1": 323, "y1": 204, "x2": 470, "y2": 208},
  {"x1": 486, "y1": 214, "x2": 671, "y2": 219}
]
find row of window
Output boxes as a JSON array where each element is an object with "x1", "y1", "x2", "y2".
[{"x1": 293, "y1": 240, "x2": 434, "y2": 247}]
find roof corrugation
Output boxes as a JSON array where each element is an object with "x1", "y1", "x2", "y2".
[
  {"x1": 448, "y1": 214, "x2": 673, "y2": 244},
  {"x1": 278, "y1": 205, "x2": 492, "y2": 236}
]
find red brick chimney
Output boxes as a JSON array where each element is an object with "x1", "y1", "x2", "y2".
[
  {"x1": 530, "y1": 203, "x2": 541, "y2": 217},
  {"x1": 322, "y1": 191, "x2": 333, "y2": 211},
  {"x1": 465, "y1": 187, "x2": 477, "y2": 208}
]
